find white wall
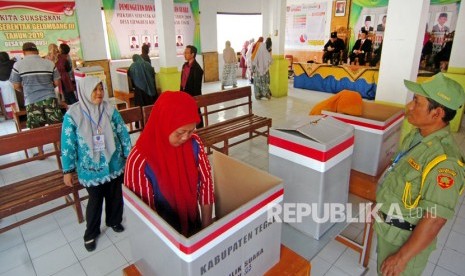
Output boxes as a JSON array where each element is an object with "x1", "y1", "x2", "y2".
[{"x1": 75, "y1": 0, "x2": 107, "y2": 61}]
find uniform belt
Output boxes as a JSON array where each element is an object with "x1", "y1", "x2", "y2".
[{"x1": 379, "y1": 212, "x2": 416, "y2": 231}]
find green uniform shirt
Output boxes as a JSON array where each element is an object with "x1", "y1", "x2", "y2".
[
  {"x1": 377, "y1": 126, "x2": 464, "y2": 226},
  {"x1": 375, "y1": 126, "x2": 465, "y2": 275}
]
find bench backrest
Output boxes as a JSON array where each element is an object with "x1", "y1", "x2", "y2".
[
  {"x1": 0, "y1": 124, "x2": 62, "y2": 170},
  {"x1": 194, "y1": 86, "x2": 253, "y2": 127},
  {"x1": 119, "y1": 106, "x2": 144, "y2": 134},
  {"x1": 142, "y1": 104, "x2": 154, "y2": 125}
]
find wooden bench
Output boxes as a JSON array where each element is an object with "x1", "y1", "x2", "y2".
[
  {"x1": 119, "y1": 106, "x2": 144, "y2": 134},
  {"x1": 142, "y1": 104, "x2": 153, "y2": 125},
  {"x1": 0, "y1": 123, "x2": 84, "y2": 234},
  {"x1": 194, "y1": 86, "x2": 272, "y2": 155}
]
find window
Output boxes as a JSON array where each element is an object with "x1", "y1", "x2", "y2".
[{"x1": 217, "y1": 13, "x2": 262, "y2": 53}]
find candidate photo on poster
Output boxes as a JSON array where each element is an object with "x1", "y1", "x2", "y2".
[
  {"x1": 142, "y1": 35, "x2": 151, "y2": 48},
  {"x1": 377, "y1": 14, "x2": 387, "y2": 32},
  {"x1": 154, "y1": 35, "x2": 159, "y2": 48},
  {"x1": 176, "y1": 35, "x2": 184, "y2": 47},
  {"x1": 335, "y1": 1, "x2": 346, "y2": 17},
  {"x1": 432, "y1": 12, "x2": 451, "y2": 33},
  {"x1": 130, "y1": 36, "x2": 140, "y2": 50}
]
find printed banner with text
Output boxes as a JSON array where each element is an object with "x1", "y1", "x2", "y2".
[
  {"x1": 0, "y1": 1, "x2": 82, "y2": 61},
  {"x1": 103, "y1": 0, "x2": 200, "y2": 60}
]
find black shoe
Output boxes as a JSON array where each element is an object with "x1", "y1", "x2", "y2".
[
  {"x1": 84, "y1": 239, "x2": 96, "y2": 252},
  {"x1": 111, "y1": 224, "x2": 125, "y2": 233}
]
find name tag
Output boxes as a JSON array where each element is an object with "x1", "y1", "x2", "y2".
[{"x1": 93, "y1": 134, "x2": 105, "y2": 151}]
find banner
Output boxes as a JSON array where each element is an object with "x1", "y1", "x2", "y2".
[
  {"x1": 285, "y1": 2, "x2": 329, "y2": 51},
  {"x1": 0, "y1": 1, "x2": 82, "y2": 61},
  {"x1": 103, "y1": 0, "x2": 200, "y2": 60}
]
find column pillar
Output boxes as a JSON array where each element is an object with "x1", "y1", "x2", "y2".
[
  {"x1": 264, "y1": 0, "x2": 288, "y2": 98},
  {"x1": 155, "y1": 0, "x2": 181, "y2": 91}
]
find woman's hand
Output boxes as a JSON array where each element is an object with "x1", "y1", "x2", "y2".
[{"x1": 63, "y1": 173, "x2": 74, "y2": 187}]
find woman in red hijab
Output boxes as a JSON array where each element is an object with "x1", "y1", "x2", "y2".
[{"x1": 125, "y1": 91, "x2": 214, "y2": 237}]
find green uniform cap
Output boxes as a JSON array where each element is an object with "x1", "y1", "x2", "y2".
[{"x1": 404, "y1": 73, "x2": 465, "y2": 110}]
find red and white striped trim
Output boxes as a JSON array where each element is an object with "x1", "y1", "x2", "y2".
[
  {"x1": 116, "y1": 68, "x2": 128, "y2": 74},
  {"x1": 269, "y1": 135, "x2": 354, "y2": 172},
  {"x1": 329, "y1": 113, "x2": 404, "y2": 135},
  {"x1": 123, "y1": 188, "x2": 283, "y2": 262}
]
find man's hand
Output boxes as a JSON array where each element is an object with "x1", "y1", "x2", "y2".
[
  {"x1": 63, "y1": 173, "x2": 74, "y2": 187},
  {"x1": 381, "y1": 252, "x2": 408, "y2": 276}
]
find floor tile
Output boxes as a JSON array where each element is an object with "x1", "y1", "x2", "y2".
[
  {"x1": 32, "y1": 244, "x2": 78, "y2": 276},
  {"x1": 0, "y1": 261, "x2": 36, "y2": 276},
  {"x1": 51, "y1": 263, "x2": 86, "y2": 276},
  {"x1": 69, "y1": 232, "x2": 113, "y2": 261},
  {"x1": 80, "y1": 245, "x2": 128, "y2": 276},
  {"x1": 325, "y1": 265, "x2": 351, "y2": 276},
  {"x1": 115, "y1": 237, "x2": 133, "y2": 263},
  {"x1": 26, "y1": 228, "x2": 68, "y2": 259},
  {"x1": 0, "y1": 228, "x2": 24, "y2": 253},
  {"x1": 308, "y1": 256, "x2": 331, "y2": 276},
  {"x1": 445, "y1": 231, "x2": 465, "y2": 255},
  {"x1": 422, "y1": 261, "x2": 436, "y2": 276},
  {"x1": 0, "y1": 243, "x2": 31, "y2": 274},
  {"x1": 432, "y1": 265, "x2": 460, "y2": 276},
  {"x1": 314, "y1": 239, "x2": 346, "y2": 264},
  {"x1": 333, "y1": 248, "x2": 366, "y2": 275},
  {"x1": 452, "y1": 216, "x2": 465, "y2": 236},
  {"x1": 437, "y1": 247, "x2": 465, "y2": 275},
  {"x1": 19, "y1": 214, "x2": 60, "y2": 242}
]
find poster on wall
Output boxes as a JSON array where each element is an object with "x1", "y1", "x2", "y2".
[
  {"x1": 102, "y1": 0, "x2": 200, "y2": 60},
  {"x1": 285, "y1": 1, "x2": 329, "y2": 51},
  {"x1": 0, "y1": 1, "x2": 82, "y2": 61}
]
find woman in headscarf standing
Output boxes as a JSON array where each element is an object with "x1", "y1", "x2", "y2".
[
  {"x1": 128, "y1": 54, "x2": 158, "y2": 108},
  {"x1": 56, "y1": 43, "x2": 77, "y2": 105},
  {"x1": 251, "y1": 37, "x2": 272, "y2": 100},
  {"x1": 125, "y1": 91, "x2": 214, "y2": 237},
  {"x1": 61, "y1": 76, "x2": 132, "y2": 252},
  {"x1": 221, "y1": 40, "x2": 237, "y2": 90},
  {"x1": 239, "y1": 40, "x2": 249, "y2": 79}
]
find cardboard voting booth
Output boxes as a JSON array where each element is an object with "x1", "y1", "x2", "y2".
[
  {"x1": 115, "y1": 67, "x2": 130, "y2": 93},
  {"x1": 124, "y1": 151, "x2": 283, "y2": 276},
  {"x1": 74, "y1": 66, "x2": 108, "y2": 100},
  {"x1": 322, "y1": 102, "x2": 404, "y2": 176},
  {"x1": 269, "y1": 115, "x2": 354, "y2": 239}
]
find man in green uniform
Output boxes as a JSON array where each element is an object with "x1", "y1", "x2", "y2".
[{"x1": 375, "y1": 73, "x2": 465, "y2": 275}]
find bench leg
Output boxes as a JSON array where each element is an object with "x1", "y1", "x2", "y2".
[{"x1": 66, "y1": 190, "x2": 84, "y2": 223}]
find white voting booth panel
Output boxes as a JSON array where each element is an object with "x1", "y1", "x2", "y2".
[
  {"x1": 323, "y1": 102, "x2": 404, "y2": 176},
  {"x1": 74, "y1": 66, "x2": 109, "y2": 100},
  {"x1": 269, "y1": 115, "x2": 354, "y2": 240},
  {"x1": 124, "y1": 151, "x2": 283, "y2": 276}
]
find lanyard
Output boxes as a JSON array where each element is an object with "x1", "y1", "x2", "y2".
[
  {"x1": 388, "y1": 141, "x2": 421, "y2": 171},
  {"x1": 81, "y1": 107, "x2": 104, "y2": 134}
]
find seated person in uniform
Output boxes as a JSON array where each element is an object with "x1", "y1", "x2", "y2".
[
  {"x1": 349, "y1": 30, "x2": 372, "y2": 65},
  {"x1": 322, "y1": 31, "x2": 345, "y2": 65}
]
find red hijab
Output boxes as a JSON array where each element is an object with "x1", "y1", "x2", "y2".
[{"x1": 136, "y1": 91, "x2": 200, "y2": 235}]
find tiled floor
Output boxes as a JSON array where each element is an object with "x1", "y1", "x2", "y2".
[{"x1": 1, "y1": 78, "x2": 465, "y2": 275}]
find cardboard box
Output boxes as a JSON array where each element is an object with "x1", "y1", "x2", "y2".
[
  {"x1": 269, "y1": 116, "x2": 354, "y2": 239},
  {"x1": 124, "y1": 151, "x2": 283, "y2": 276},
  {"x1": 115, "y1": 67, "x2": 130, "y2": 93},
  {"x1": 323, "y1": 101, "x2": 404, "y2": 176}
]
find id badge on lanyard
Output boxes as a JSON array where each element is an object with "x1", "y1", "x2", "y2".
[{"x1": 93, "y1": 134, "x2": 105, "y2": 151}]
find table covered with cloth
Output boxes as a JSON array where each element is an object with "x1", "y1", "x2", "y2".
[{"x1": 293, "y1": 63, "x2": 379, "y2": 99}]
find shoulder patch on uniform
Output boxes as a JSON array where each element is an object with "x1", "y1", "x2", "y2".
[
  {"x1": 408, "y1": 158, "x2": 420, "y2": 171},
  {"x1": 437, "y1": 168, "x2": 457, "y2": 177},
  {"x1": 437, "y1": 174, "x2": 454, "y2": 189}
]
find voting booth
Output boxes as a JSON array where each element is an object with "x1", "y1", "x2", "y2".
[
  {"x1": 269, "y1": 116, "x2": 354, "y2": 239},
  {"x1": 124, "y1": 151, "x2": 283, "y2": 276},
  {"x1": 322, "y1": 102, "x2": 404, "y2": 176},
  {"x1": 74, "y1": 66, "x2": 108, "y2": 100}
]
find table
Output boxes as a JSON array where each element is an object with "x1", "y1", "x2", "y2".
[{"x1": 293, "y1": 63, "x2": 379, "y2": 99}]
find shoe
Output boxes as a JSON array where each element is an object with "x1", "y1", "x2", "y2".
[
  {"x1": 221, "y1": 85, "x2": 225, "y2": 90},
  {"x1": 84, "y1": 239, "x2": 96, "y2": 252},
  {"x1": 111, "y1": 224, "x2": 125, "y2": 233},
  {"x1": 266, "y1": 94, "x2": 271, "y2": 100},
  {"x1": 233, "y1": 84, "x2": 237, "y2": 88}
]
